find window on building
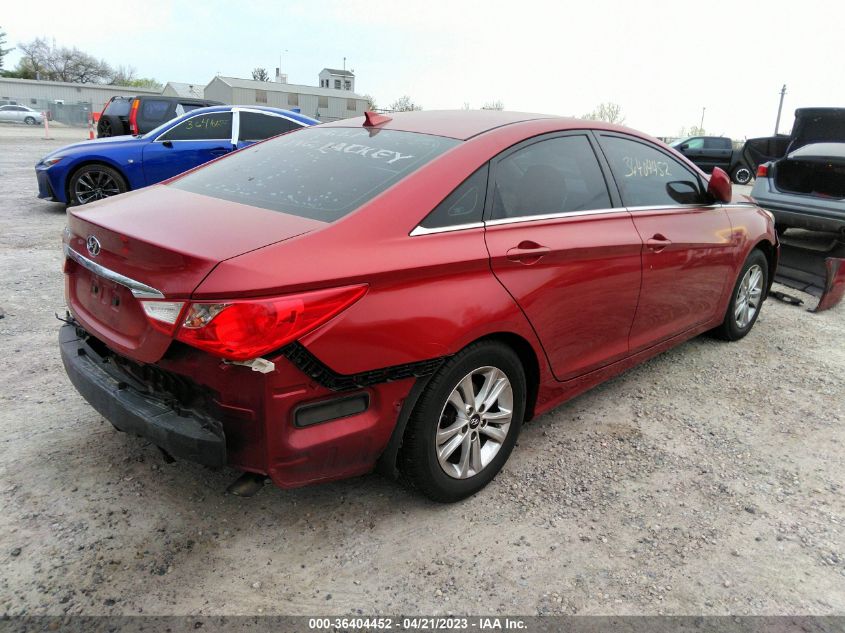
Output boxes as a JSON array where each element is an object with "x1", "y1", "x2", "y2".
[
  {"x1": 287, "y1": 93, "x2": 299, "y2": 106},
  {"x1": 491, "y1": 135, "x2": 611, "y2": 219},
  {"x1": 30, "y1": 99, "x2": 37, "y2": 105},
  {"x1": 346, "y1": 99, "x2": 357, "y2": 111},
  {"x1": 344, "y1": 80, "x2": 352, "y2": 90},
  {"x1": 255, "y1": 89, "x2": 268, "y2": 104},
  {"x1": 334, "y1": 79, "x2": 341, "y2": 89},
  {"x1": 318, "y1": 96, "x2": 328, "y2": 109}
]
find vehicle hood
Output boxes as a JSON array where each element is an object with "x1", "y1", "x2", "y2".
[
  {"x1": 65, "y1": 184, "x2": 326, "y2": 299},
  {"x1": 790, "y1": 108, "x2": 845, "y2": 151},
  {"x1": 39, "y1": 134, "x2": 144, "y2": 164}
]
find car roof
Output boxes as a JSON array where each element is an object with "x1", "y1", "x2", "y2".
[
  {"x1": 318, "y1": 109, "x2": 651, "y2": 141},
  {"x1": 320, "y1": 110, "x2": 562, "y2": 140}
]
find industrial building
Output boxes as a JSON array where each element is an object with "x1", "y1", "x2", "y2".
[{"x1": 0, "y1": 77, "x2": 159, "y2": 125}]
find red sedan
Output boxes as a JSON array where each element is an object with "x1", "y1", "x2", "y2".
[{"x1": 60, "y1": 110, "x2": 778, "y2": 502}]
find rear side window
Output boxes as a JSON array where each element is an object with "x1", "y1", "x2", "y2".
[
  {"x1": 491, "y1": 135, "x2": 611, "y2": 219},
  {"x1": 171, "y1": 127, "x2": 459, "y2": 222},
  {"x1": 704, "y1": 137, "x2": 730, "y2": 150},
  {"x1": 599, "y1": 135, "x2": 706, "y2": 207},
  {"x1": 158, "y1": 112, "x2": 232, "y2": 141},
  {"x1": 104, "y1": 99, "x2": 131, "y2": 116},
  {"x1": 140, "y1": 99, "x2": 173, "y2": 122},
  {"x1": 419, "y1": 164, "x2": 488, "y2": 229},
  {"x1": 239, "y1": 112, "x2": 301, "y2": 141}
]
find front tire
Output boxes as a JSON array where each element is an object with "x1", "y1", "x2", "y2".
[
  {"x1": 68, "y1": 165, "x2": 127, "y2": 206},
  {"x1": 732, "y1": 165, "x2": 753, "y2": 185},
  {"x1": 400, "y1": 341, "x2": 526, "y2": 502},
  {"x1": 712, "y1": 249, "x2": 768, "y2": 341},
  {"x1": 24, "y1": 116, "x2": 37, "y2": 125}
]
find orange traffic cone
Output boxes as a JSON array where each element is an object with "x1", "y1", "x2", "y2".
[{"x1": 88, "y1": 113, "x2": 95, "y2": 140}]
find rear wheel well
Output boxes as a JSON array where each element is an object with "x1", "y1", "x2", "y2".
[
  {"x1": 463, "y1": 332, "x2": 540, "y2": 421},
  {"x1": 66, "y1": 161, "x2": 129, "y2": 203},
  {"x1": 752, "y1": 239, "x2": 777, "y2": 295}
]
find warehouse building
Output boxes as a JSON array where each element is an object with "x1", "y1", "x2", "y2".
[
  {"x1": 0, "y1": 77, "x2": 159, "y2": 126},
  {"x1": 204, "y1": 69, "x2": 368, "y2": 122},
  {"x1": 161, "y1": 82, "x2": 205, "y2": 99}
]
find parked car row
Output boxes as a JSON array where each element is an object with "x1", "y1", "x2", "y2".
[
  {"x1": 671, "y1": 135, "x2": 753, "y2": 185},
  {"x1": 36, "y1": 106, "x2": 318, "y2": 205},
  {"x1": 57, "y1": 110, "x2": 778, "y2": 501}
]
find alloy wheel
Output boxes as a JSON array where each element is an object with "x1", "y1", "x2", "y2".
[
  {"x1": 74, "y1": 170, "x2": 121, "y2": 204},
  {"x1": 734, "y1": 167, "x2": 752, "y2": 184},
  {"x1": 734, "y1": 264, "x2": 764, "y2": 329},
  {"x1": 435, "y1": 366, "x2": 513, "y2": 479}
]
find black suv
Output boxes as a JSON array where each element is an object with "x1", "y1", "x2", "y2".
[
  {"x1": 670, "y1": 135, "x2": 754, "y2": 185},
  {"x1": 97, "y1": 95, "x2": 223, "y2": 137}
]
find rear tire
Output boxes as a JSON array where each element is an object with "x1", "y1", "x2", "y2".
[
  {"x1": 97, "y1": 118, "x2": 115, "y2": 137},
  {"x1": 712, "y1": 249, "x2": 768, "y2": 341},
  {"x1": 732, "y1": 165, "x2": 753, "y2": 185},
  {"x1": 399, "y1": 341, "x2": 526, "y2": 502},
  {"x1": 68, "y1": 165, "x2": 127, "y2": 206}
]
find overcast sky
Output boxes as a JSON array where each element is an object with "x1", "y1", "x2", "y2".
[{"x1": 4, "y1": 0, "x2": 843, "y2": 139}]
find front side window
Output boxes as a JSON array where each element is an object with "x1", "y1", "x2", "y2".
[
  {"x1": 171, "y1": 127, "x2": 459, "y2": 222},
  {"x1": 419, "y1": 164, "x2": 488, "y2": 230},
  {"x1": 158, "y1": 112, "x2": 232, "y2": 141},
  {"x1": 238, "y1": 112, "x2": 300, "y2": 141},
  {"x1": 599, "y1": 135, "x2": 706, "y2": 207},
  {"x1": 684, "y1": 137, "x2": 705, "y2": 149},
  {"x1": 491, "y1": 135, "x2": 611, "y2": 219}
]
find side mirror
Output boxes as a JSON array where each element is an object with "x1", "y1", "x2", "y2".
[
  {"x1": 666, "y1": 180, "x2": 702, "y2": 205},
  {"x1": 707, "y1": 167, "x2": 732, "y2": 203},
  {"x1": 680, "y1": 143, "x2": 689, "y2": 151}
]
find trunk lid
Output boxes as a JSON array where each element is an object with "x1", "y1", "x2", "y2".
[
  {"x1": 790, "y1": 108, "x2": 845, "y2": 151},
  {"x1": 64, "y1": 185, "x2": 324, "y2": 362}
]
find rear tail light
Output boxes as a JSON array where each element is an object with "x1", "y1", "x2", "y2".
[
  {"x1": 128, "y1": 99, "x2": 140, "y2": 134},
  {"x1": 756, "y1": 164, "x2": 769, "y2": 178},
  {"x1": 142, "y1": 285, "x2": 367, "y2": 361},
  {"x1": 140, "y1": 301, "x2": 186, "y2": 334}
]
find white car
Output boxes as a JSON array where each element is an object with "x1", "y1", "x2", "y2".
[{"x1": 0, "y1": 105, "x2": 44, "y2": 125}]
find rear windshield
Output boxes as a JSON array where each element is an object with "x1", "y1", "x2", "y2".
[
  {"x1": 104, "y1": 98, "x2": 131, "y2": 116},
  {"x1": 170, "y1": 127, "x2": 460, "y2": 222}
]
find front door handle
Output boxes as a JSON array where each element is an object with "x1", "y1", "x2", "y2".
[
  {"x1": 506, "y1": 240, "x2": 550, "y2": 265},
  {"x1": 646, "y1": 233, "x2": 672, "y2": 252}
]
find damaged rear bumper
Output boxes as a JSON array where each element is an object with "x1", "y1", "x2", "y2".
[{"x1": 59, "y1": 324, "x2": 226, "y2": 467}]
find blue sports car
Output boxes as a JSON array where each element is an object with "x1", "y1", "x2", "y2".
[{"x1": 36, "y1": 106, "x2": 319, "y2": 206}]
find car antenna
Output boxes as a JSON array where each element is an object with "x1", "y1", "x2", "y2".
[{"x1": 363, "y1": 111, "x2": 392, "y2": 127}]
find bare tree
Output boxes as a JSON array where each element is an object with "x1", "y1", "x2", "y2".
[
  {"x1": 108, "y1": 65, "x2": 137, "y2": 85},
  {"x1": 251, "y1": 67, "x2": 269, "y2": 82},
  {"x1": 678, "y1": 125, "x2": 705, "y2": 137},
  {"x1": 362, "y1": 94, "x2": 377, "y2": 110},
  {"x1": 0, "y1": 27, "x2": 13, "y2": 71},
  {"x1": 481, "y1": 100, "x2": 504, "y2": 111},
  {"x1": 389, "y1": 95, "x2": 422, "y2": 112},
  {"x1": 581, "y1": 102, "x2": 625, "y2": 124},
  {"x1": 16, "y1": 38, "x2": 111, "y2": 83}
]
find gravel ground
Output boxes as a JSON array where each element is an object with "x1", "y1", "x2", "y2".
[{"x1": 1, "y1": 122, "x2": 843, "y2": 617}]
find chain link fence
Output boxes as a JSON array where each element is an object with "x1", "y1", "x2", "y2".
[{"x1": 0, "y1": 96, "x2": 93, "y2": 126}]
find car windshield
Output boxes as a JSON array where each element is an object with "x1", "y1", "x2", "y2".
[{"x1": 170, "y1": 127, "x2": 460, "y2": 222}]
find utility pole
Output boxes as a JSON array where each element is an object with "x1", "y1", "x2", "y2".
[
  {"x1": 774, "y1": 84, "x2": 787, "y2": 134},
  {"x1": 699, "y1": 107, "x2": 705, "y2": 132},
  {"x1": 343, "y1": 56, "x2": 346, "y2": 71}
]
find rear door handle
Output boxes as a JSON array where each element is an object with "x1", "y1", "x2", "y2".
[
  {"x1": 646, "y1": 233, "x2": 672, "y2": 252},
  {"x1": 506, "y1": 241, "x2": 550, "y2": 264}
]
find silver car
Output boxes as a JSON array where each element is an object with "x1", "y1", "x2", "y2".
[{"x1": 0, "y1": 104, "x2": 44, "y2": 125}]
